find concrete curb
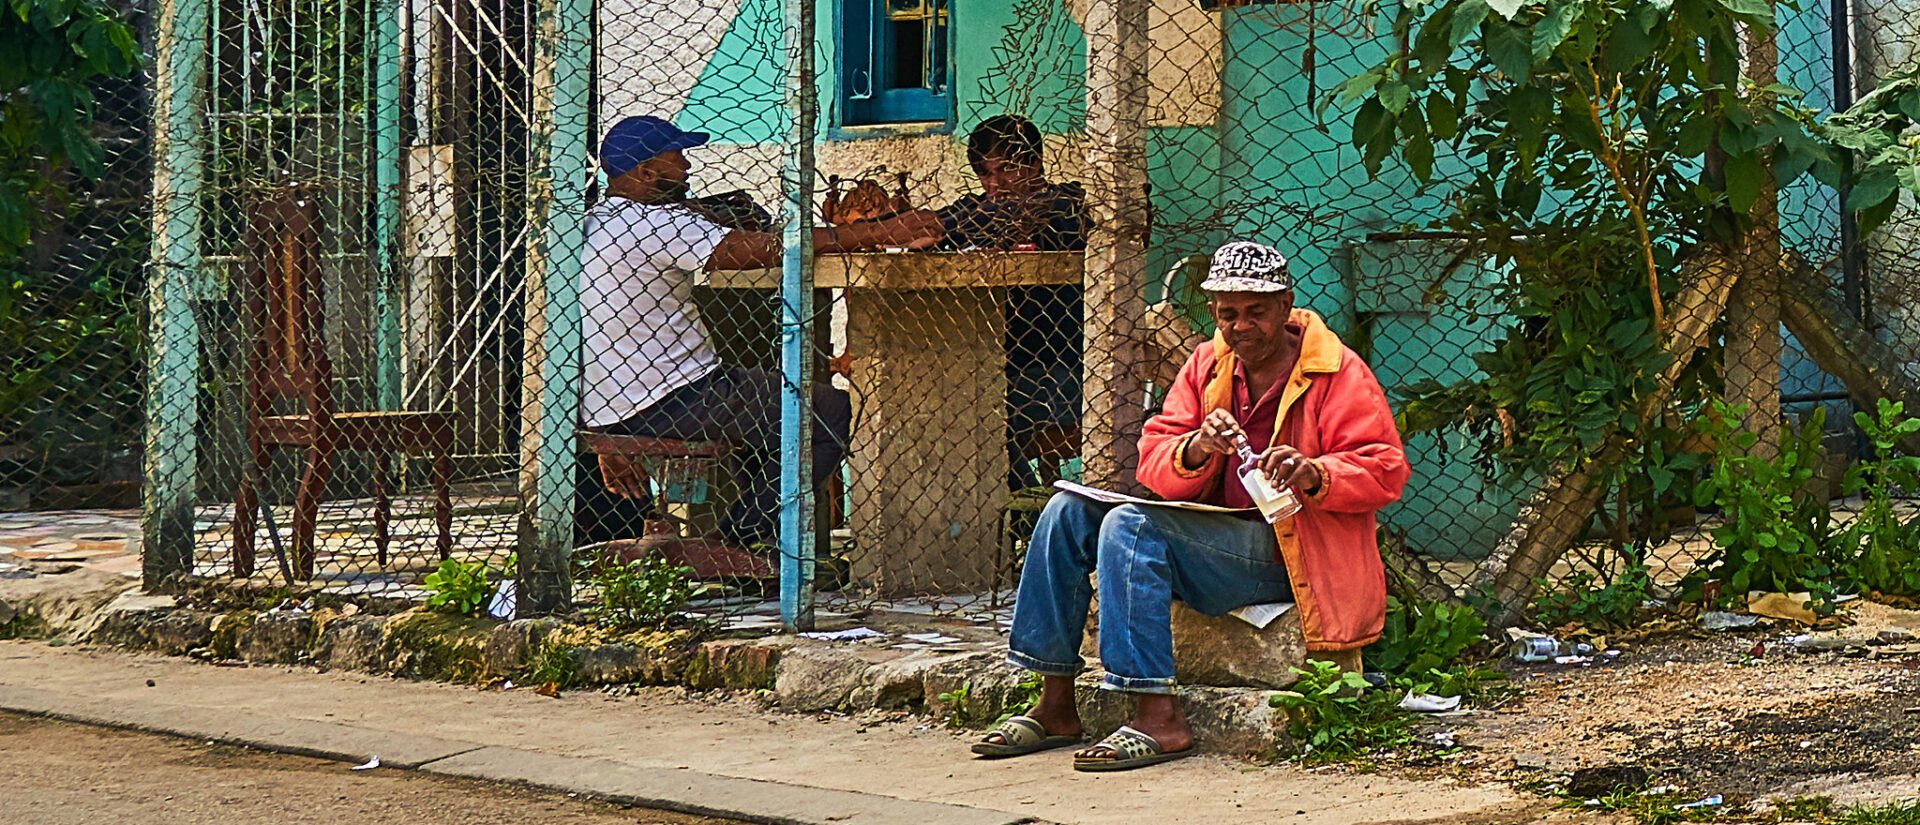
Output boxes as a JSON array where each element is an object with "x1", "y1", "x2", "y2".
[{"x1": 0, "y1": 685, "x2": 1041, "y2": 825}]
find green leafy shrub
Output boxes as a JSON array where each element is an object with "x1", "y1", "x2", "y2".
[
  {"x1": 1269, "y1": 660, "x2": 1410, "y2": 761},
  {"x1": 421, "y1": 559, "x2": 493, "y2": 617},
  {"x1": 1841, "y1": 400, "x2": 1920, "y2": 597},
  {"x1": 577, "y1": 553, "x2": 694, "y2": 631},
  {"x1": 528, "y1": 641, "x2": 577, "y2": 689},
  {"x1": 936, "y1": 683, "x2": 979, "y2": 729},
  {"x1": 993, "y1": 673, "x2": 1044, "y2": 728},
  {"x1": 1531, "y1": 561, "x2": 1653, "y2": 631},
  {"x1": 1690, "y1": 403, "x2": 1839, "y2": 605},
  {"x1": 1365, "y1": 595, "x2": 1486, "y2": 683}
]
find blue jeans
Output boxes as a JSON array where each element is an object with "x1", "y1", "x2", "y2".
[{"x1": 1007, "y1": 492, "x2": 1291, "y2": 694}]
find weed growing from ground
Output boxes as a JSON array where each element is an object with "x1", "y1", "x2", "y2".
[
  {"x1": 576, "y1": 553, "x2": 695, "y2": 631},
  {"x1": 1269, "y1": 660, "x2": 1412, "y2": 763},
  {"x1": 1532, "y1": 562, "x2": 1655, "y2": 631},
  {"x1": 936, "y1": 683, "x2": 978, "y2": 729},
  {"x1": 1837, "y1": 800, "x2": 1920, "y2": 825},
  {"x1": 1561, "y1": 788, "x2": 1720, "y2": 825},
  {"x1": 421, "y1": 559, "x2": 492, "y2": 616},
  {"x1": 993, "y1": 673, "x2": 1044, "y2": 728},
  {"x1": 528, "y1": 641, "x2": 576, "y2": 689}
]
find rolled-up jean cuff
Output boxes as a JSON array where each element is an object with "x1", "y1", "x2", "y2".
[
  {"x1": 1099, "y1": 673, "x2": 1176, "y2": 694},
  {"x1": 1007, "y1": 650, "x2": 1080, "y2": 677}
]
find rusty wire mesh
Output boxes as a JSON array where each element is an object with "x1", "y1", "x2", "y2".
[{"x1": 5, "y1": 0, "x2": 1919, "y2": 633}]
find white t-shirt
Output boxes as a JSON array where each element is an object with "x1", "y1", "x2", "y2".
[{"x1": 579, "y1": 198, "x2": 731, "y2": 427}]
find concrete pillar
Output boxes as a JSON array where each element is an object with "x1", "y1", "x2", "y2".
[
  {"x1": 516, "y1": 0, "x2": 592, "y2": 615},
  {"x1": 1081, "y1": 0, "x2": 1152, "y2": 493},
  {"x1": 144, "y1": 0, "x2": 210, "y2": 590}
]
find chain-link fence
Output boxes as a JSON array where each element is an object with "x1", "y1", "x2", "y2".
[{"x1": 6, "y1": 0, "x2": 1920, "y2": 631}]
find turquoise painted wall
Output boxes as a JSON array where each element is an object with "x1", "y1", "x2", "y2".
[
  {"x1": 666, "y1": 0, "x2": 1853, "y2": 560},
  {"x1": 1215, "y1": 6, "x2": 1527, "y2": 558},
  {"x1": 675, "y1": 0, "x2": 1090, "y2": 143}
]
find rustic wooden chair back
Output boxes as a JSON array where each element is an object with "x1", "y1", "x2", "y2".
[{"x1": 233, "y1": 187, "x2": 454, "y2": 579}]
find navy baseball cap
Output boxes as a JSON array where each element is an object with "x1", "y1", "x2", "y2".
[{"x1": 599, "y1": 116, "x2": 709, "y2": 178}]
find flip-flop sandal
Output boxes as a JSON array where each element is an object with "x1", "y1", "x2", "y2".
[
  {"x1": 971, "y1": 715, "x2": 1081, "y2": 758},
  {"x1": 1072, "y1": 725, "x2": 1194, "y2": 772}
]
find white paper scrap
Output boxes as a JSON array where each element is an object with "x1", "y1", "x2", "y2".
[
  {"x1": 798, "y1": 627, "x2": 884, "y2": 641},
  {"x1": 902, "y1": 632, "x2": 961, "y2": 644},
  {"x1": 1398, "y1": 692, "x2": 1464, "y2": 713},
  {"x1": 487, "y1": 580, "x2": 517, "y2": 621},
  {"x1": 351, "y1": 755, "x2": 381, "y2": 771},
  {"x1": 1228, "y1": 602, "x2": 1294, "y2": 629}
]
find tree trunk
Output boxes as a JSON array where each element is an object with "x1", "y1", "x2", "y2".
[
  {"x1": 1723, "y1": 23, "x2": 1784, "y2": 459},
  {"x1": 1780, "y1": 257, "x2": 1920, "y2": 455},
  {"x1": 1481, "y1": 251, "x2": 1741, "y2": 625}
]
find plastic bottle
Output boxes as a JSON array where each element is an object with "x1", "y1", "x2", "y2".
[{"x1": 1230, "y1": 428, "x2": 1301, "y2": 523}]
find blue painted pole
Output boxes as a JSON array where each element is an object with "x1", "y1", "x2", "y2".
[
  {"x1": 778, "y1": 0, "x2": 818, "y2": 631},
  {"x1": 370, "y1": 0, "x2": 404, "y2": 411},
  {"x1": 144, "y1": 0, "x2": 209, "y2": 590},
  {"x1": 517, "y1": 0, "x2": 591, "y2": 615}
]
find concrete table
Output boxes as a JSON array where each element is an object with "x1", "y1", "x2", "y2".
[{"x1": 701, "y1": 252, "x2": 1082, "y2": 595}]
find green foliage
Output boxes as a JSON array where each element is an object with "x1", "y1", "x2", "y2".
[
  {"x1": 936, "y1": 683, "x2": 980, "y2": 729},
  {"x1": 1836, "y1": 800, "x2": 1920, "y2": 825},
  {"x1": 0, "y1": 0, "x2": 144, "y2": 461},
  {"x1": 1840, "y1": 399, "x2": 1920, "y2": 597},
  {"x1": 992, "y1": 673, "x2": 1045, "y2": 728},
  {"x1": 1344, "y1": 0, "x2": 1920, "y2": 551},
  {"x1": 1335, "y1": 0, "x2": 1920, "y2": 237},
  {"x1": 1365, "y1": 596, "x2": 1486, "y2": 682},
  {"x1": 1690, "y1": 403, "x2": 1839, "y2": 603},
  {"x1": 577, "y1": 554, "x2": 695, "y2": 631},
  {"x1": 1532, "y1": 561, "x2": 1653, "y2": 630},
  {"x1": 528, "y1": 642, "x2": 577, "y2": 689},
  {"x1": 1269, "y1": 661, "x2": 1412, "y2": 761},
  {"x1": 1820, "y1": 75, "x2": 1920, "y2": 234},
  {"x1": 0, "y1": 0, "x2": 140, "y2": 257},
  {"x1": 1566, "y1": 788, "x2": 1722, "y2": 825},
  {"x1": 421, "y1": 559, "x2": 494, "y2": 617}
]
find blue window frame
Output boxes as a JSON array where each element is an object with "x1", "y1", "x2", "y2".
[{"x1": 840, "y1": 0, "x2": 951, "y2": 125}]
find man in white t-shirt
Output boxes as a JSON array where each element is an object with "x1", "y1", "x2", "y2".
[{"x1": 580, "y1": 115, "x2": 941, "y2": 579}]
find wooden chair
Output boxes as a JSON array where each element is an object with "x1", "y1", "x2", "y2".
[
  {"x1": 577, "y1": 432, "x2": 731, "y2": 537},
  {"x1": 234, "y1": 186, "x2": 455, "y2": 580},
  {"x1": 578, "y1": 432, "x2": 844, "y2": 576}
]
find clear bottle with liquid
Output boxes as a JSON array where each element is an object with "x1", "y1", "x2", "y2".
[{"x1": 1231, "y1": 428, "x2": 1301, "y2": 524}]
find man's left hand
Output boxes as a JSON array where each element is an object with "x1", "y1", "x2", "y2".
[{"x1": 1257, "y1": 445, "x2": 1320, "y2": 495}]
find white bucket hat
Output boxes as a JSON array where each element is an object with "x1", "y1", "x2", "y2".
[{"x1": 1199, "y1": 241, "x2": 1291, "y2": 293}]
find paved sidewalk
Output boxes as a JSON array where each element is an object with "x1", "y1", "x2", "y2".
[{"x1": 0, "y1": 641, "x2": 1533, "y2": 825}]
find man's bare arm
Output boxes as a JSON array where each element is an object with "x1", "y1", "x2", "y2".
[{"x1": 704, "y1": 210, "x2": 945, "y2": 271}]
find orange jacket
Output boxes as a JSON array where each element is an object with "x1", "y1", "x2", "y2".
[{"x1": 1136, "y1": 309, "x2": 1409, "y2": 651}]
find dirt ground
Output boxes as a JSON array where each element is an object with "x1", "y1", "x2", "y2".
[
  {"x1": 0, "y1": 713, "x2": 747, "y2": 825},
  {"x1": 1380, "y1": 601, "x2": 1920, "y2": 810}
]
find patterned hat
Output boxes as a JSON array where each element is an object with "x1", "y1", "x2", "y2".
[{"x1": 1199, "y1": 241, "x2": 1291, "y2": 293}]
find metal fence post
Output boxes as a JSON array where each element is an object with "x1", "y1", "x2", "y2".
[
  {"x1": 144, "y1": 0, "x2": 210, "y2": 590},
  {"x1": 1081, "y1": 0, "x2": 1151, "y2": 493},
  {"x1": 778, "y1": 0, "x2": 818, "y2": 631},
  {"x1": 517, "y1": 0, "x2": 591, "y2": 615},
  {"x1": 371, "y1": 0, "x2": 405, "y2": 411}
]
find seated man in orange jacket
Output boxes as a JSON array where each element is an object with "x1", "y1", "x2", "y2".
[{"x1": 973, "y1": 241, "x2": 1409, "y2": 771}]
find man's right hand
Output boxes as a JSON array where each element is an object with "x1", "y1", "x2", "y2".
[{"x1": 1181, "y1": 409, "x2": 1240, "y2": 470}]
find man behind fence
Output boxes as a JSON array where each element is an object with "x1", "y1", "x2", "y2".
[
  {"x1": 975, "y1": 241, "x2": 1409, "y2": 771},
  {"x1": 578, "y1": 115, "x2": 940, "y2": 579},
  {"x1": 935, "y1": 114, "x2": 1088, "y2": 491}
]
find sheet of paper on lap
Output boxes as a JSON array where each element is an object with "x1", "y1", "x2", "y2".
[
  {"x1": 1052, "y1": 481, "x2": 1294, "y2": 628},
  {"x1": 1050, "y1": 480, "x2": 1254, "y2": 514}
]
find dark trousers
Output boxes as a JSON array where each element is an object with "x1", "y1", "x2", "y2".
[{"x1": 576, "y1": 365, "x2": 851, "y2": 546}]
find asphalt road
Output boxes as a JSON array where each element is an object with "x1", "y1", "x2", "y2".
[{"x1": 0, "y1": 712, "x2": 746, "y2": 825}]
